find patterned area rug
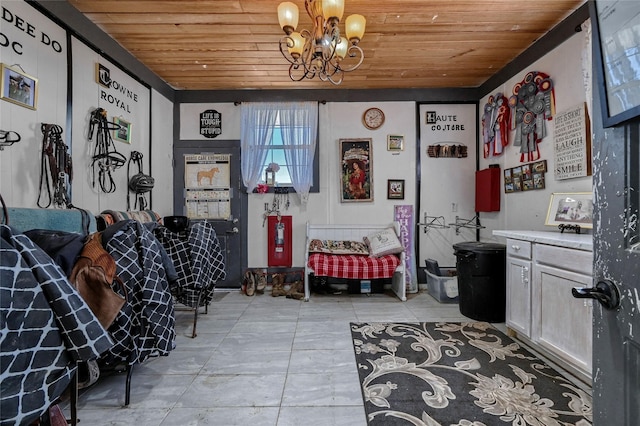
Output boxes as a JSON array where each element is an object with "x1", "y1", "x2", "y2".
[{"x1": 350, "y1": 322, "x2": 592, "y2": 425}]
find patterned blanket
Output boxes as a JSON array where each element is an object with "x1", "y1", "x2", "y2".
[
  {"x1": 0, "y1": 225, "x2": 113, "y2": 425},
  {"x1": 307, "y1": 253, "x2": 401, "y2": 280},
  {"x1": 99, "y1": 220, "x2": 175, "y2": 367},
  {"x1": 153, "y1": 221, "x2": 226, "y2": 308}
]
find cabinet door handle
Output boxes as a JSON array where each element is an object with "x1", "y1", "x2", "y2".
[
  {"x1": 511, "y1": 245, "x2": 520, "y2": 251},
  {"x1": 520, "y1": 266, "x2": 529, "y2": 284}
]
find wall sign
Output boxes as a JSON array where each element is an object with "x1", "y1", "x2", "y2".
[
  {"x1": 184, "y1": 153, "x2": 231, "y2": 219},
  {"x1": 394, "y1": 205, "x2": 417, "y2": 293},
  {"x1": 200, "y1": 109, "x2": 222, "y2": 138},
  {"x1": 553, "y1": 103, "x2": 591, "y2": 180},
  {"x1": 94, "y1": 62, "x2": 139, "y2": 113}
]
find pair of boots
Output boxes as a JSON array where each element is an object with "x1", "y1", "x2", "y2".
[
  {"x1": 271, "y1": 273, "x2": 287, "y2": 297},
  {"x1": 243, "y1": 270, "x2": 266, "y2": 296},
  {"x1": 287, "y1": 280, "x2": 304, "y2": 300},
  {"x1": 270, "y1": 274, "x2": 304, "y2": 299}
]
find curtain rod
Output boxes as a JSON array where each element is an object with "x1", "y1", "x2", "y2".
[{"x1": 233, "y1": 101, "x2": 327, "y2": 105}]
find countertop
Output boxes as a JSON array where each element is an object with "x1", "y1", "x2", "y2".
[{"x1": 493, "y1": 230, "x2": 593, "y2": 251}]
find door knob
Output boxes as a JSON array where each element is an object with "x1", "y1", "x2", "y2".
[
  {"x1": 226, "y1": 227, "x2": 239, "y2": 234},
  {"x1": 572, "y1": 279, "x2": 620, "y2": 310}
]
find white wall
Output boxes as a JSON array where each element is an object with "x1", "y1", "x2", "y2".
[
  {"x1": 0, "y1": 1, "x2": 67, "y2": 206},
  {"x1": 0, "y1": 2, "x2": 173, "y2": 217},
  {"x1": 150, "y1": 89, "x2": 174, "y2": 217},
  {"x1": 178, "y1": 101, "x2": 417, "y2": 267},
  {"x1": 70, "y1": 37, "x2": 151, "y2": 213},
  {"x1": 417, "y1": 103, "x2": 478, "y2": 267},
  {"x1": 3, "y1": 0, "x2": 592, "y2": 272},
  {"x1": 478, "y1": 29, "x2": 593, "y2": 242}
]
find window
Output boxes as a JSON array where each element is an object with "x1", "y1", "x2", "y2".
[
  {"x1": 263, "y1": 126, "x2": 292, "y2": 186},
  {"x1": 241, "y1": 102, "x2": 319, "y2": 201}
]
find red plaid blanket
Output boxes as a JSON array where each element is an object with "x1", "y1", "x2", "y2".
[{"x1": 307, "y1": 253, "x2": 401, "y2": 280}]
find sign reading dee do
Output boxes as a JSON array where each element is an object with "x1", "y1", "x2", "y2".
[{"x1": 200, "y1": 109, "x2": 222, "y2": 138}]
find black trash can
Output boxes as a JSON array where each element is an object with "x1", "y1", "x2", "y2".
[{"x1": 453, "y1": 241, "x2": 506, "y2": 322}]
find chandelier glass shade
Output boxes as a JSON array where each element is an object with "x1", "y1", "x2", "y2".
[{"x1": 277, "y1": 0, "x2": 366, "y2": 85}]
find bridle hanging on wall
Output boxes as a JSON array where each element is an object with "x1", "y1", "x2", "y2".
[
  {"x1": 38, "y1": 123, "x2": 73, "y2": 208},
  {"x1": 88, "y1": 108, "x2": 126, "y2": 193},
  {"x1": 127, "y1": 150, "x2": 154, "y2": 210}
]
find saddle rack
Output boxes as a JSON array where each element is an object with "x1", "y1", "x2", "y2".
[{"x1": 448, "y1": 215, "x2": 486, "y2": 235}]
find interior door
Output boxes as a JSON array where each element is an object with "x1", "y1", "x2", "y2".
[
  {"x1": 591, "y1": 114, "x2": 640, "y2": 423},
  {"x1": 173, "y1": 141, "x2": 246, "y2": 289}
]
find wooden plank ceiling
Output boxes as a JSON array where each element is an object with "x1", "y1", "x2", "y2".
[{"x1": 68, "y1": 0, "x2": 586, "y2": 91}]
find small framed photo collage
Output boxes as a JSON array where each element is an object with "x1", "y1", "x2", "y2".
[{"x1": 504, "y1": 160, "x2": 547, "y2": 193}]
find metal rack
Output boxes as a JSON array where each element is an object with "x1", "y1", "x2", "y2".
[
  {"x1": 417, "y1": 214, "x2": 450, "y2": 233},
  {"x1": 449, "y1": 215, "x2": 486, "y2": 235}
]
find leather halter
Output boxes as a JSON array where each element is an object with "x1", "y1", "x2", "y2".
[
  {"x1": 38, "y1": 124, "x2": 73, "y2": 208},
  {"x1": 88, "y1": 108, "x2": 126, "y2": 193}
]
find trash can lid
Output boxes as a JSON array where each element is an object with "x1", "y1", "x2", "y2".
[{"x1": 453, "y1": 241, "x2": 506, "y2": 253}]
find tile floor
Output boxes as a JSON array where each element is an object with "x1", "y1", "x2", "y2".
[{"x1": 66, "y1": 289, "x2": 486, "y2": 425}]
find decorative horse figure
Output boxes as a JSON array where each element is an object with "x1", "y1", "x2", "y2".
[{"x1": 197, "y1": 167, "x2": 220, "y2": 185}]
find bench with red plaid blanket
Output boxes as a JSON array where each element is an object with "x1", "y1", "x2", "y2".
[{"x1": 305, "y1": 222, "x2": 406, "y2": 302}]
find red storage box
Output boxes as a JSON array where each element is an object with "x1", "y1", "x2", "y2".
[{"x1": 475, "y1": 167, "x2": 500, "y2": 212}]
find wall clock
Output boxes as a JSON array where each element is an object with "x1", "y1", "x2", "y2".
[{"x1": 362, "y1": 107, "x2": 385, "y2": 130}]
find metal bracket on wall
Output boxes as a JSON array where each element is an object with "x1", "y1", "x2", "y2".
[
  {"x1": 0, "y1": 130, "x2": 21, "y2": 150},
  {"x1": 448, "y1": 215, "x2": 486, "y2": 235},
  {"x1": 417, "y1": 214, "x2": 450, "y2": 233}
]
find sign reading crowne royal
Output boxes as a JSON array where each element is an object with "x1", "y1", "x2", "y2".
[{"x1": 95, "y1": 63, "x2": 139, "y2": 113}]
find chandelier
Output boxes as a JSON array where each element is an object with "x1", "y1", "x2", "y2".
[{"x1": 277, "y1": 0, "x2": 366, "y2": 85}]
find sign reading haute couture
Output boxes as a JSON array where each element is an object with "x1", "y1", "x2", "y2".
[{"x1": 425, "y1": 111, "x2": 466, "y2": 131}]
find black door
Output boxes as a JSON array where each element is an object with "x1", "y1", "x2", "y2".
[
  {"x1": 173, "y1": 141, "x2": 246, "y2": 289},
  {"x1": 591, "y1": 109, "x2": 640, "y2": 422}
]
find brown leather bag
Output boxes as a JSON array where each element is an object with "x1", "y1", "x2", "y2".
[{"x1": 70, "y1": 232, "x2": 126, "y2": 329}]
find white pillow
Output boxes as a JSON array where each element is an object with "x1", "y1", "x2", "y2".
[{"x1": 364, "y1": 227, "x2": 404, "y2": 257}]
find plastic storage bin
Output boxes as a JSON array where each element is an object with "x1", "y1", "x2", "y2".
[{"x1": 426, "y1": 268, "x2": 459, "y2": 303}]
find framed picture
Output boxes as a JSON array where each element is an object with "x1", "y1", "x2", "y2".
[
  {"x1": 1, "y1": 63, "x2": 38, "y2": 110},
  {"x1": 590, "y1": 0, "x2": 640, "y2": 127},
  {"x1": 503, "y1": 168, "x2": 512, "y2": 184},
  {"x1": 545, "y1": 192, "x2": 593, "y2": 229},
  {"x1": 532, "y1": 160, "x2": 547, "y2": 173},
  {"x1": 113, "y1": 117, "x2": 132, "y2": 144},
  {"x1": 340, "y1": 138, "x2": 372, "y2": 202},
  {"x1": 387, "y1": 179, "x2": 405, "y2": 200},
  {"x1": 387, "y1": 134, "x2": 404, "y2": 151},
  {"x1": 533, "y1": 173, "x2": 545, "y2": 190}
]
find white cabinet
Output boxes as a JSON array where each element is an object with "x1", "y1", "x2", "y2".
[
  {"x1": 532, "y1": 244, "x2": 592, "y2": 378},
  {"x1": 494, "y1": 231, "x2": 593, "y2": 381},
  {"x1": 505, "y1": 239, "x2": 532, "y2": 337}
]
